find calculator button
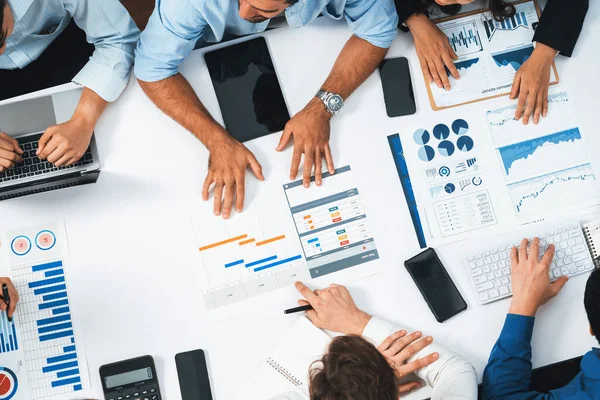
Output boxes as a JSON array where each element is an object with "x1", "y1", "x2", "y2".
[
  {"x1": 117, "y1": 397, "x2": 124, "y2": 400},
  {"x1": 151, "y1": 396, "x2": 158, "y2": 400},
  {"x1": 134, "y1": 394, "x2": 140, "y2": 397},
  {"x1": 126, "y1": 396, "x2": 132, "y2": 399},
  {"x1": 142, "y1": 391, "x2": 148, "y2": 395},
  {"x1": 150, "y1": 389, "x2": 156, "y2": 393}
]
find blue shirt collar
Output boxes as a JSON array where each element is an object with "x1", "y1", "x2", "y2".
[
  {"x1": 8, "y1": 0, "x2": 35, "y2": 22},
  {"x1": 581, "y1": 348, "x2": 600, "y2": 380}
]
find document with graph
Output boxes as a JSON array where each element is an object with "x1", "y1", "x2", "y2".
[
  {"x1": 0, "y1": 222, "x2": 89, "y2": 400},
  {"x1": 427, "y1": 0, "x2": 558, "y2": 110},
  {"x1": 485, "y1": 88, "x2": 600, "y2": 223},
  {"x1": 190, "y1": 166, "x2": 380, "y2": 318}
]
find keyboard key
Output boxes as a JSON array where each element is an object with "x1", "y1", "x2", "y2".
[
  {"x1": 498, "y1": 286, "x2": 510, "y2": 295},
  {"x1": 573, "y1": 253, "x2": 589, "y2": 262},
  {"x1": 585, "y1": 263, "x2": 594, "y2": 270},
  {"x1": 500, "y1": 252, "x2": 507, "y2": 260},
  {"x1": 491, "y1": 263, "x2": 499, "y2": 271},
  {"x1": 477, "y1": 282, "x2": 493, "y2": 292},
  {"x1": 32, "y1": 142, "x2": 38, "y2": 149},
  {"x1": 483, "y1": 266, "x2": 491, "y2": 273},
  {"x1": 484, "y1": 257, "x2": 492, "y2": 264},
  {"x1": 473, "y1": 276, "x2": 487, "y2": 284},
  {"x1": 553, "y1": 269, "x2": 562, "y2": 279},
  {"x1": 468, "y1": 261, "x2": 476, "y2": 269},
  {"x1": 23, "y1": 143, "x2": 32, "y2": 150},
  {"x1": 494, "y1": 271, "x2": 502, "y2": 278},
  {"x1": 475, "y1": 260, "x2": 484, "y2": 267},
  {"x1": 471, "y1": 268, "x2": 483, "y2": 277},
  {"x1": 501, "y1": 276, "x2": 510, "y2": 285},
  {"x1": 493, "y1": 278, "x2": 501, "y2": 286},
  {"x1": 561, "y1": 267, "x2": 569, "y2": 275},
  {"x1": 479, "y1": 292, "x2": 490, "y2": 302},
  {"x1": 492, "y1": 254, "x2": 499, "y2": 262},
  {"x1": 467, "y1": 256, "x2": 474, "y2": 262},
  {"x1": 489, "y1": 289, "x2": 500, "y2": 298}
]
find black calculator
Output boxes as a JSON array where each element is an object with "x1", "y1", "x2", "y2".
[{"x1": 100, "y1": 355, "x2": 162, "y2": 400}]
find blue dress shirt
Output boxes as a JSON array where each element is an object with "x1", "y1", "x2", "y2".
[
  {"x1": 483, "y1": 314, "x2": 600, "y2": 399},
  {"x1": 135, "y1": 0, "x2": 399, "y2": 82},
  {"x1": 0, "y1": 0, "x2": 140, "y2": 102}
]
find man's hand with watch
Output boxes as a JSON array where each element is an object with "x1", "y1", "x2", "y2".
[{"x1": 276, "y1": 89, "x2": 344, "y2": 188}]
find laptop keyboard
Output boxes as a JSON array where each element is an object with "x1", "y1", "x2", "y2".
[{"x1": 0, "y1": 136, "x2": 94, "y2": 183}]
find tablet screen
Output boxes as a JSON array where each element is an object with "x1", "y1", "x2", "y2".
[{"x1": 204, "y1": 37, "x2": 290, "y2": 142}]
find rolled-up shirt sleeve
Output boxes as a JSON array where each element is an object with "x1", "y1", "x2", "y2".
[
  {"x1": 64, "y1": 0, "x2": 140, "y2": 102},
  {"x1": 343, "y1": 0, "x2": 399, "y2": 49},
  {"x1": 134, "y1": 0, "x2": 206, "y2": 82}
]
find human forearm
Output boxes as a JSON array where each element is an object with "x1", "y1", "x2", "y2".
[
  {"x1": 320, "y1": 35, "x2": 388, "y2": 100},
  {"x1": 72, "y1": 88, "x2": 108, "y2": 132},
  {"x1": 533, "y1": 0, "x2": 588, "y2": 57},
  {"x1": 138, "y1": 74, "x2": 230, "y2": 150}
]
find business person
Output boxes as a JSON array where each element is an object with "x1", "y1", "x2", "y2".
[
  {"x1": 273, "y1": 282, "x2": 477, "y2": 399},
  {"x1": 0, "y1": 277, "x2": 18, "y2": 318},
  {"x1": 0, "y1": 0, "x2": 139, "y2": 170},
  {"x1": 395, "y1": 0, "x2": 588, "y2": 124},
  {"x1": 482, "y1": 238, "x2": 600, "y2": 399},
  {"x1": 135, "y1": 0, "x2": 398, "y2": 219}
]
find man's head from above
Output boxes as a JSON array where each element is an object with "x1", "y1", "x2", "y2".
[
  {"x1": 309, "y1": 335, "x2": 399, "y2": 400},
  {"x1": 0, "y1": 0, "x2": 14, "y2": 55},
  {"x1": 584, "y1": 268, "x2": 600, "y2": 343},
  {"x1": 238, "y1": 0, "x2": 297, "y2": 23}
]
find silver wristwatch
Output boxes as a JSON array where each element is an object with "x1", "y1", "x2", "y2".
[{"x1": 316, "y1": 90, "x2": 344, "y2": 115}]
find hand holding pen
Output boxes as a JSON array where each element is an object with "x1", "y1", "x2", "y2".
[{"x1": 0, "y1": 278, "x2": 19, "y2": 321}]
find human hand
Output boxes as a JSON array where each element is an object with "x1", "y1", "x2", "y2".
[
  {"x1": 0, "y1": 132, "x2": 23, "y2": 171},
  {"x1": 37, "y1": 117, "x2": 94, "y2": 166},
  {"x1": 406, "y1": 13, "x2": 459, "y2": 91},
  {"x1": 509, "y1": 238, "x2": 568, "y2": 317},
  {"x1": 203, "y1": 133, "x2": 264, "y2": 219},
  {"x1": 295, "y1": 282, "x2": 371, "y2": 335},
  {"x1": 511, "y1": 43, "x2": 556, "y2": 125},
  {"x1": 276, "y1": 99, "x2": 335, "y2": 188},
  {"x1": 0, "y1": 278, "x2": 19, "y2": 318},
  {"x1": 378, "y1": 330, "x2": 439, "y2": 393}
]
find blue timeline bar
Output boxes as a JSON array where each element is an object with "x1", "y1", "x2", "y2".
[
  {"x1": 57, "y1": 368, "x2": 79, "y2": 378},
  {"x1": 52, "y1": 376, "x2": 81, "y2": 387},
  {"x1": 63, "y1": 345, "x2": 76, "y2": 352},
  {"x1": 37, "y1": 314, "x2": 71, "y2": 326},
  {"x1": 38, "y1": 322, "x2": 73, "y2": 335},
  {"x1": 53, "y1": 307, "x2": 70, "y2": 315},
  {"x1": 254, "y1": 255, "x2": 302, "y2": 272},
  {"x1": 45, "y1": 269, "x2": 64, "y2": 278},
  {"x1": 39, "y1": 299, "x2": 69, "y2": 310},
  {"x1": 43, "y1": 291, "x2": 67, "y2": 301},
  {"x1": 28, "y1": 276, "x2": 65, "y2": 289},
  {"x1": 307, "y1": 238, "x2": 319, "y2": 244},
  {"x1": 47, "y1": 352, "x2": 77, "y2": 364},
  {"x1": 32, "y1": 261, "x2": 63, "y2": 272},
  {"x1": 34, "y1": 284, "x2": 66, "y2": 295},
  {"x1": 224, "y1": 259, "x2": 244, "y2": 268},
  {"x1": 40, "y1": 330, "x2": 73, "y2": 342},
  {"x1": 245, "y1": 255, "x2": 278, "y2": 268},
  {"x1": 42, "y1": 360, "x2": 78, "y2": 373}
]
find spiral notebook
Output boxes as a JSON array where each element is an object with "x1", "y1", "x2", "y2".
[
  {"x1": 583, "y1": 220, "x2": 600, "y2": 268},
  {"x1": 233, "y1": 317, "x2": 331, "y2": 400}
]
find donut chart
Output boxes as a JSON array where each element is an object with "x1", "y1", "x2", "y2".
[
  {"x1": 10, "y1": 236, "x2": 31, "y2": 256},
  {"x1": 0, "y1": 366, "x2": 18, "y2": 400},
  {"x1": 35, "y1": 230, "x2": 56, "y2": 251}
]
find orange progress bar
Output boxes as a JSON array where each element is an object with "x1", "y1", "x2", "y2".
[
  {"x1": 239, "y1": 238, "x2": 256, "y2": 246},
  {"x1": 199, "y1": 234, "x2": 248, "y2": 252},
  {"x1": 256, "y1": 235, "x2": 286, "y2": 247}
]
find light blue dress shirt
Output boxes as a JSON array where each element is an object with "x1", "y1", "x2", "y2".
[
  {"x1": 0, "y1": 0, "x2": 140, "y2": 102},
  {"x1": 135, "y1": 0, "x2": 399, "y2": 82}
]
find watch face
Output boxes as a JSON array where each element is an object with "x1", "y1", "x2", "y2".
[{"x1": 327, "y1": 95, "x2": 344, "y2": 113}]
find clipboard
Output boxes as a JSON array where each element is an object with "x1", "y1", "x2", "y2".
[{"x1": 425, "y1": 0, "x2": 559, "y2": 111}]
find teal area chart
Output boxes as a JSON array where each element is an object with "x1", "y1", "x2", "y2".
[
  {"x1": 491, "y1": 44, "x2": 534, "y2": 71},
  {"x1": 498, "y1": 128, "x2": 582, "y2": 175}
]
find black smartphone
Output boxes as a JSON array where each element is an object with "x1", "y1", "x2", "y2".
[
  {"x1": 378, "y1": 57, "x2": 416, "y2": 118},
  {"x1": 204, "y1": 37, "x2": 290, "y2": 143},
  {"x1": 175, "y1": 349, "x2": 213, "y2": 400},
  {"x1": 404, "y1": 248, "x2": 467, "y2": 322}
]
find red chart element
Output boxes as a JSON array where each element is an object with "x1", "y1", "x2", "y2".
[
  {"x1": 35, "y1": 230, "x2": 56, "y2": 251},
  {"x1": 0, "y1": 367, "x2": 17, "y2": 400},
  {"x1": 0, "y1": 373, "x2": 10, "y2": 395},
  {"x1": 11, "y1": 236, "x2": 31, "y2": 256}
]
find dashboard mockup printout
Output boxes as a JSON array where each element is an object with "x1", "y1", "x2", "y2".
[
  {"x1": 190, "y1": 165, "x2": 381, "y2": 318},
  {"x1": 387, "y1": 87, "x2": 600, "y2": 248},
  {"x1": 0, "y1": 222, "x2": 89, "y2": 400},
  {"x1": 427, "y1": 0, "x2": 558, "y2": 110}
]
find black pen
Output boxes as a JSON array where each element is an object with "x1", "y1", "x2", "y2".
[
  {"x1": 284, "y1": 304, "x2": 313, "y2": 314},
  {"x1": 2, "y1": 283, "x2": 11, "y2": 322}
]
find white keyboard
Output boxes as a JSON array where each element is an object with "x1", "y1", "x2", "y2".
[{"x1": 465, "y1": 221, "x2": 595, "y2": 305}]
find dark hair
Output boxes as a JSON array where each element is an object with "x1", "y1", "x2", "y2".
[
  {"x1": 584, "y1": 269, "x2": 600, "y2": 343},
  {"x1": 423, "y1": 0, "x2": 516, "y2": 22},
  {"x1": 0, "y1": 0, "x2": 5, "y2": 32},
  {"x1": 309, "y1": 335, "x2": 399, "y2": 400}
]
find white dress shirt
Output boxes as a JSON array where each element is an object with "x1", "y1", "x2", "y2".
[{"x1": 270, "y1": 316, "x2": 478, "y2": 400}]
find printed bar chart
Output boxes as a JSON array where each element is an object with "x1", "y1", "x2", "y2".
[
  {"x1": 0, "y1": 311, "x2": 18, "y2": 354},
  {"x1": 440, "y1": 21, "x2": 483, "y2": 57},
  {"x1": 11, "y1": 259, "x2": 84, "y2": 398}
]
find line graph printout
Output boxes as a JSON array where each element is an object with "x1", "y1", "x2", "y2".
[
  {"x1": 428, "y1": 0, "x2": 557, "y2": 110},
  {"x1": 486, "y1": 88, "x2": 600, "y2": 219},
  {"x1": 0, "y1": 223, "x2": 89, "y2": 400},
  {"x1": 191, "y1": 166, "x2": 380, "y2": 314}
]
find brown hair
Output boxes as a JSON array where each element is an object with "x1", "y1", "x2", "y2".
[{"x1": 309, "y1": 335, "x2": 399, "y2": 400}]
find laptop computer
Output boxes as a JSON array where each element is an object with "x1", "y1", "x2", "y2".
[{"x1": 0, "y1": 86, "x2": 101, "y2": 201}]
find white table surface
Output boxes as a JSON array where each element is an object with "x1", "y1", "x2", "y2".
[{"x1": 1, "y1": 2, "x2": 599, "y2": 399}]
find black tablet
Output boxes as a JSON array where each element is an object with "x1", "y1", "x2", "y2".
[{"x1": 204, "y1": 37, "x2": 290, "y2": 142}]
